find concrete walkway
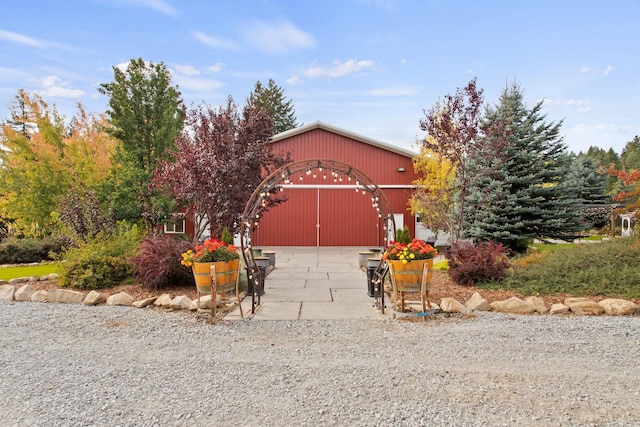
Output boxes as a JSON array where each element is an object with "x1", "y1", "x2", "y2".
[{"x1": 225, "y1": 247, "x2": 387, "y2": 321}]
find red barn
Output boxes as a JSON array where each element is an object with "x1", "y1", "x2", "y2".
[{"x1": 250, "y1": 121, "x2": 420, "y2": 247}]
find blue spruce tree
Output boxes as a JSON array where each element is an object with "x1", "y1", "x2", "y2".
[{"x1": 465, "y1": 83, "x2": 585, "y2": 252}]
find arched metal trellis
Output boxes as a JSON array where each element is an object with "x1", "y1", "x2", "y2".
[{"x1": 240, "y1": 158, "x2": 396, "y2": 314}]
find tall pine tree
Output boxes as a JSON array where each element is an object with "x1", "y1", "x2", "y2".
[
  {"x1": 247, "y1": 79, "x2": 298, "y2": 135},
  {"x1": 465, "y1": 83, "x2": 584, "y2": 251},
  {"x1": 563, "y1": 155, "x2": 608, "y2": 204}
]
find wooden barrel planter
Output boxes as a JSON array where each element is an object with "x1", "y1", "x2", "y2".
[
  {"x1": 387, "y1": 259, "x2": 432, "y2": 291},
  {"x1": 387, "y1": 258, "x2": 433, "y2": 313},
  {"x1": 192, "y1": 259, "x2": 240, "y2": 294}
]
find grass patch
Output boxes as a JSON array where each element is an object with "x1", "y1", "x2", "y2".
[
  {"x1": 478, "y1": 236, "x2": 640, "y2": 300},
  {"x1": 0, "y1": 263, "x2": 62, "y2": 280},
  {"x1": 529, "y1": 242, "x2": 575, "y2": 252}
]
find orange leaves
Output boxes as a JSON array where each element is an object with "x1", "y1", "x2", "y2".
[
  {"x1": 610, "y1": 167, "x2": 640, "y2": 207},
  {"x1": 609, "y1": 168, "x2": 640, "y2": 185}
]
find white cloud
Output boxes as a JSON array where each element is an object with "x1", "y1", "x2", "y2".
[
  {"x1": 173, "y1": 76, "x2": 225, "y2": 92},
  {"x1": 40, "y1": 86, "x2": 86, "y2": 98},
  {"x1": 115, "y1": 62, "x2": 130, "y2": 72},
  {"x1": 139, "y1": 0, "x2": 176, "y2": 16},
  {"x1": 0, "y1": 29, "x2": 43, "y2": 47},
  {"x1": 207, "y1": 63, "x2": 224, "y2": 73},
  {"x1": 174, "y1": 65, "x2": 200, "y2": 76},
  {"x1": 540, "y1": 98, "x2": 562, "y2": 107},
  {"x1": 304, "y1": 59, "x2": 374, "y2": 79},
  {"x1": 567, "y1": 99, "x2": 591, "y2": 113},
  {"x1": 241, "y1": 20, "x2": 315, "y2": 55},
  {"x1": 579, "y1": 66, "x2": 590, "y2": 73},
  {"x1": 541, "y1": 98, "x2": 591, "y2": 113},
  {"x1": 565, "y1": 123, "x2": 634, "y2": 153},
  {"x1": 41, "y1": 75, "x2": 60, "y2": 87},
  {"x1": 38, "y1": 75, "x2": 85, "y2": 98},
  {"x1": 286, "y1": 75, "x2": 303, "y2": 86},
  {"x1": 192, "y1": 31, "x2": 239, "y2": 50},
  {"x1": 106, "y1": 0, "x2": 176, "y2": 16},
  {"x1": 604, "y1": 65, "x2": 614, "y2": 75}
]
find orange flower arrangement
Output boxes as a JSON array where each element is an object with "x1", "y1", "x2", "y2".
[
  {"x1": 382, "y1": 238, "x2": 437, "y2": 264},
  {"x1": 181, "y1": 238, "x2": 239, "y2": 267}
]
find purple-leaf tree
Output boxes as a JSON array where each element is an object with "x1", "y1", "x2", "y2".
[
  {"x1": 419, "y1": 78, "x2": 484, "y2": 241},
  {"x1": 153, "y1": 99, "x2": 290, "y2": 241}
]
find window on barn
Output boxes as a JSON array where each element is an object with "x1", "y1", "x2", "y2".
[{"x1": 164, "y1": 217, "x2": 186, "y2": 234}]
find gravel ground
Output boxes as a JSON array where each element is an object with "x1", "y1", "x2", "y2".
[{"x1": 1, "y1": 302, "x2": 639, "y2": 427}]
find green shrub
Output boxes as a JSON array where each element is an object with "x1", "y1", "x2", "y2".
[
  {"x1": 221, "y1": 226, "x2": 234, "y2": 245},
  {"x1": 482, "y1": 236, "x2": 640, "y2": 299},
  {"x1": 0, "y1": 236, "x2": 68, "y2": 264},
  {"x1": 130, "y1": 235, "x2": 195, "y2": 289},
  {"x1": 59, "y1": 224, "x2": 142, "y2": 289},
  {"x1": 62, "y1": 256, "x2": 133, "y2": 290},
  {"x1": 445, "y1": 240, "x2": 511, "y2": 286},
  {"x1": 395, "y1": 227, "x2": 411, "y2": 244}
]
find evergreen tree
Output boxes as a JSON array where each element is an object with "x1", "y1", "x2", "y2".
[
  {"x1": 585, "y1": 146, "x2": 620, "y2": 195},
  {"x1": 98, "y1": 58, "x2": 186, "y2": 229},
  {"x1": 621, "y1": 135, "x2": 640, "y2": 171},
  {"x1": 563, "y1": 155, "x2": 608, "y2": 204},
  {"x1": 247, "y1": 78, "x2": 298, "y2": 135},
  {"x1": 465, "y1": 83, "x2": 585, "y2": 251}
]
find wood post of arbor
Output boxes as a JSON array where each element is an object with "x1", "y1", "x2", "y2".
[{"x1": 210, "y1": 265, "x2": 216, "y2": 325}]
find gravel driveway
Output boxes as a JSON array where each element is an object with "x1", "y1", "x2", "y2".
[{"x1": 1, "y1": 302, "x2": 639, "y2": 426}]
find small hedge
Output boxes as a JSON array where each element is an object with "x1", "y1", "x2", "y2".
[
  {"x1": 62, "y1": 256, "x2": 133, "y2": 290},
  {"x1": 0, "y1": 236, "x2": 67, "y2": 264}
]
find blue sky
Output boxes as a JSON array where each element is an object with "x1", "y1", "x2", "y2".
[{"x1": 1, "y1": 0, "x2": 638, "y2": 154}]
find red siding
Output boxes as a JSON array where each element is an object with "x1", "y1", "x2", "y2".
[
  {"x1": 251, "y1": 125, "x2": 419, "y2": 246},
  {"x1": 253, "y1": 189, "x2": 317, "y2": 246},
  {"x1": 318, "y1": 189, "x2": 381, "y2": 246},
  {"x1": 268, "y1": 128, "x2": 418, "y2": 185}
]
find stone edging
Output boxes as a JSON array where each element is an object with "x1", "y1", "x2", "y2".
[
  {"x1": 0, "y1": 278, "x2": 235, "y2": 312},
  {"x1": 1, "y1": 278, "x2": 639, "y2": 317},
  {"x1": 399, "y1": 292, "x2": 639, "y2": 316}
]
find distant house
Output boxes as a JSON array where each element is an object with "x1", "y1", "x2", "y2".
[{"x1": 250, "y1": 121, "x2": 420, "y2": 247}]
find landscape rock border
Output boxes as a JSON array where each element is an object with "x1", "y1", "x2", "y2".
[
  {"x1": 0, "y1": 274, "x2": 242, "y2": 315},
  {"x1": 1, "y1": 278, "x2": 638, "y2": 318}
]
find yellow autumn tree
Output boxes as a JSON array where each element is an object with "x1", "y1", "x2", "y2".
[
  {"x1": 410, "y1": 141, "x2": 456, "y2": 240},
  {"x1": 0, "y1": 91, "x2": 116, "y2": 235}
]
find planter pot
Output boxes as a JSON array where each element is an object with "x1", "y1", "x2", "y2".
[
  {"x1": 387, "y1": 259, "x2": 433, "y2": 292},
  {"x1": 262, "y1": 251, "x2": 276, "y2": 267},
  {"x1": 358, "y1": 251, "x2": 374, "y2": 268},
  {"x1": 254, "y1": 256, "x2": 270, "y2": 269},
  {"x1": 387, "y1": 259, "x2": 434, "y2": 314},
  {"x1": 367, "y1": 257, "x2": 381, "y2": 269},
  {"x1": 192, "y1": 259, "x2": 240, "y2": 294}
]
